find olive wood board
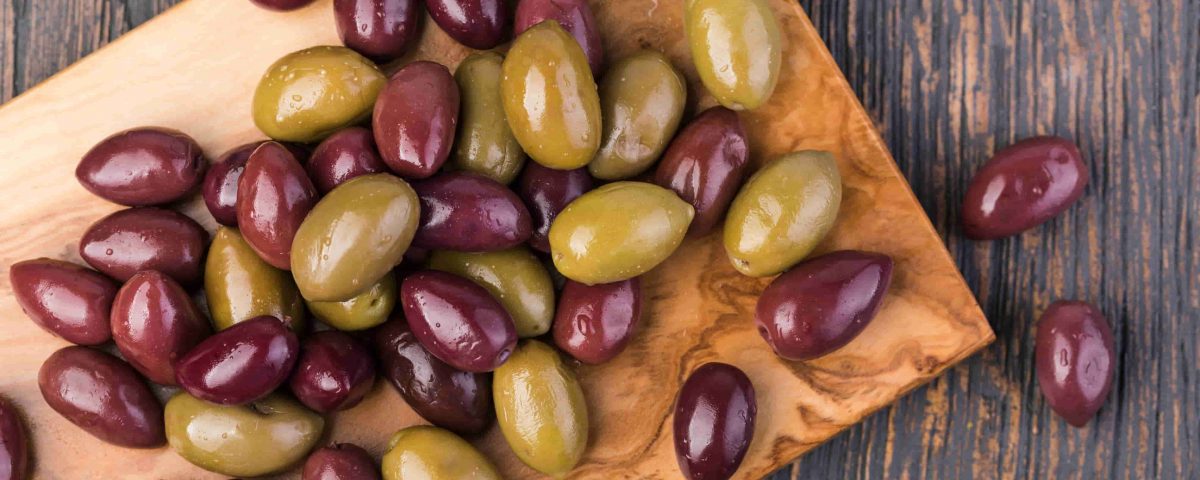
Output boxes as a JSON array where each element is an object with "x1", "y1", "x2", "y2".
[{"x1": 0, "y1": 0, "x2": 994, "y2": 478}]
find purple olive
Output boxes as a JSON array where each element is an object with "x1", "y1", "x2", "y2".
[
  {"x1": 373, "y1": 61, "x2": 459, "y2": 179},
  {"x1": 427, "y1": 0, "x2": 510, "y2": 49},
  {"x1": 400, "y1": 270, "x2": 517, "y2": 372},
  {"x1": 514, "y1": 0, "x2": 604, "y2": 74},
  {"x1": 552, "y1": 278, "x2": 642, "y2": 364},
  {"x1": 673, "y1": 362, "x2": 756, "y2": 480},
  {"x1": 302, "y1": 443, "x2": 380, "y2": 480},
  {"x1": 307, "y1": 127, "x2": 389, "y2": 194},
  {"x1": 1035, "y1": 301, "x2": 1115, "y2": 427},
  {"x1": 111, "y1": 271, "x2": 211, "y2": 385},
  {"x1": 755, "y1": 250, "x2": 893, "y2": 360},
  {"x1": 79, "y1": 207, "x2": 208, "y2": 285},
  {"x1": 9, "y1": 258, "x2": 118, "y2": 345},
  {"x1": 654, "y1": 107, "x2": 749, "y2": 237},
  {"x1": 334, "y1": 0, "x2": 423, "y2": 61},
  {"x1": 175, "y1": 316, "x2": 299, "y2": 405},
  {"x1": 289, "y1": 331, "x2": 377, "y2": 413},
  {"x1": 516, "y1": 163, "x2": 593, "y2": 253},
  {"x1": 237, "y1": 142, "x2": 319, "y2": 270},
  {"x1": 249, "y1": 0, "x2": 317, "y2": 11},
  {"x1": 0, "y1": 397, "x2": 28, "y2": 480},
  {"x1": 203, "y1": 141, "x2": 311, "y2": 227},
  {"x1": 961, "y1": 136, "x2": 1088, "y2": 240},
  {"x1": 75, "y1": 127, "x2": 206, "y2": 206},
  {"x1": 412, "y1": 172, "x2": 532, "y2": 251},
  {"x1": 38, "y1": 346, "x2": 165, "y2": 448}
]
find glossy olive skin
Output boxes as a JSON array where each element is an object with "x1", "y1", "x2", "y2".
[
  {"x1": 1035, "y1": 301, "x2": 1114, "y2": 427},
  {"x1": 237, "y1": 142, "x2": 319, "y2": 270},
  {"x1": 590, "y1": 51, "x2": 686, "y2": 180},
  {"x1": 9, "y1": 258, "x2": 118, "y2": 345},
  {"x1": 494, "y1": 340, "x2": 588, "y2": 477},
  {"x1": 206, "y1": 227, "x2": 307, "y2": 331},
  {"x1": 673, "y1": 362, "x2": 756, "y2": 480},
  {"x1": 175, "y1": 316, "x2": 299, "y2": 405},
  {"x1": 724, "y1": 151, "x2": 842, "y2": 277},
  {"x1": 412, "y1": 172, "x2": 532, "y2": 252},
  {"x1": 501, "y1": 21, "x2": 601, "y2": 170},
  {"x1": 550, "y1": 182, "x2": 694, "y2": 284},
  {"x1": 308, "y1": 271, "x2": 396, "y2": 331},
  {"x1": 400, "y1": 270, "x2": 518, "y2": 372},
  {"x1": 38, "y1": 346, "x2": 165, "y2": 448},
  {"x1": 0, "y1": 397, "x2": 28, "y2": 480},
  {"x1": 685, "y1": 0, "x2": 781, "y2": 111},
  {"x1": 514, "y1": 0, "x2": 603, "y2": 74},
  {"x1": 303, "y1": 443, "x2": 380, "y2": 480},
  {"x1": 293, "y1": 174, "x2": 420, "y2": 302},
  {"x1": 75, "y1": 127, "x2": 206, "y2": 206},
  {"x1": 79, "y1": 207, "x2": 207, "y2": 285},
  {"x1": 553, "y1": 278, "x2": 641, "y2": 364},
  {"x1": 307, "y1": 127, "x2": 389, "y2": 194},
  {"x1": 288, "y1": 331, "x2": 376, "y2": 413},
  {"x1": 111, "y1": 270, "x2": 211, "y2": 385},
  {"x1": 430, "y1": 247, "x2": 555, "y2": 338},
  {"x1": 962, "y1": 136, "x2": 1089, "y2": 240},
  {"x1": 253, "y1": 46, "x2": 386, "y2": 143},
  {"x1": 516, "y1": 163, "x2": 593, "y2": 252},
  {"x1": 453, "y1": 52, "x2": 526, "y2": 184},
  {"x1": 334, "y1": 0, "x2": 422, "y2": 61},
  {"x1": 249, "y1": 0, "x2": 317, "y2": 11},
  {"x1": 165, "y1": 392, "x2": 324, "y2": 477},
  {"x1": 203, "y1": 141, "x2": 310, "y2": 227},
  {"x1": 427, "y1": 0, "x2": 510, "y2": 49},
  {"x1": 654, "y1": 107, "x2": 749, "y2": 237},
  {"x1": 756, "y1": 251, "x2": 893, "y2": 360},
  {"x1": 373, "y1": 61, "x2": 460, "y2": 179},
  {"x1": 382, "y1": 426, "x2": 502, "y2": 480}
]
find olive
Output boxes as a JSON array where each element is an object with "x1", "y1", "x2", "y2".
[
  {"x1": 654, "y1": 106, "x2": 749, "y2": 237},
  {"x1": 400, "y1": 270, "x2": 518, "y2": 372},
  {"x1": 303, "y1": 443, "x2": 380, "y2": 480},
  {"x1": 111, "y1": 270, "x2": 211, "y2": 385},
  {"x1": 590, "y1": 50, "x2": 686, "y2": 180},
  {"x1": 429, "y1": 247, "x2": 554, "y2": 338},
  {"x1": 501, "y1": 20, "x2": 601, "y2": 170},
  {"x1": 202, "y1": 141, "x2": 312, "y2": 227},
  {"x1": 237, "y1": 142, "x2": 319, "y2": 270},
  {"x1": 962, "y1": 136, "x2": 1089, "y2": 240},
  {"x1": 289, "y1": 331, "x2": 377, "y2": 413},
  {"x1": 381, "y1": 426, "x2": 501, "y2": 480},
  {"x1": 206, "y1": 227, "x2": 307, "y2": 331},
  {"x1": 333, "y1": 0, "x2": 423, "y2": 61},
  {"x1": 412, "y1": 172, "x2": 532, "y2": 252},
  {"x1": 552, "y1": 278, "x2": 642, "y2": 364},
  {"x1": 1035, "y1": 301, "x2": 1115, "y2": 427},
  {"x1": 79, "y1": 207, "x2": 208, "y2": 285},
  {"x1": 307, "y1": 271, "x2": 397, "y2": 331},
  {"x1": 292, "y1": 174, "x2": 420, "y2": 302},
  {"x1": 514, "y1": 0, "x2": 603, "y2": 74},
  {"x1": 373, "y1": 61, "x2": 460, "y2": 179},
  {"x1": 307, "y1": 127, "x2": 389, "y2": 194},
  {"x1": 427, "y1": 0, "x2": 510, "y2": 49},
  {"x1": 165, "y1": 392, "x2": 324, "y2": 477},
  {"x1": 453, "y1": 51, "x2": 526, "y2": 184},
  {"x1": 38, "y1": 346, "x2": 164, "y2": 448},
  {"x1": 175, "y1": 316, "x2": 299, "y2": 405},
  {"x1": 75, "y1": 127, "x2": 206, "y2": 206},
  {"x1": 494, "y1": 340, "x2": 588, "y2": 477},
  {"x1": 673, "y1": 362, "x2": 756, "y2": 480},
  {"x1": 9, "y1": 258, "x2": 118, "y2": 345},
  {"x1": 249, "y1": 0, "x2": 316, "y2": 11},
  {"x1": 516, "y1": 163, "x2": 594, "y2": 253},
  {"x1": 685, "y1": 0, "x2": 781, "y2": 110},
  {"x1": 252, "y1": 46, "x2": 386, "y2": 143},
  {"x1": 724, "y1": 151, "x2": 842, "y2": 277},
  {"x1": 755, "y1": 251, "x2": 893, "y2": 360},
  {"x1": 0, "y1": 397, "x2": 29, "y2": 480},
  {"x1": 549, "y1": 181, "x2": 694, "y2": 285}
]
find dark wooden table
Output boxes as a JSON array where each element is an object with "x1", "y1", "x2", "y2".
[{"x1": 2, "y1": 1, "x2": 1196, "y2": 478}]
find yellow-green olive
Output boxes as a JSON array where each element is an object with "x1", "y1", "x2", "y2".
[
  {"x1": 381, "y1": 425, "x2": 501, "y2": 480},
  {"x1": 205, "y1": 227, "x2": 306, "y2": 332},
  {"x1": 429, "y1": 247, "x2": 555, "y2": 337},
  {"x1": 589, "y1": 50, "x2": 687, "y2": 180},
  {"x1": 252, "y1": 46, "x2": 386, "y2": 143},
  {"x1": 454, "y1": 51, "x2": 526, "y2": 184},
  {"x1": 685, "y1": 0, "x2": 782, "y2": 110},
  {"x1": 493, "y1": 340, "x2": 588, "y2": 478},
  {"x1": 306, "y1": 270, "x2": 396, "y2": 330}
]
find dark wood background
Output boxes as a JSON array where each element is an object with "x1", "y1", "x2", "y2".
[{"x1": 1, "y1": 1, "x2": 1196, "y2": 478}]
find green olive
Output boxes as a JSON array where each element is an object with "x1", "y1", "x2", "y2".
[
  {"x1": 494, "y1": 340, "x2": 588, "y2": 478},
  {"x1": 205, "y1": 227, "x2": 306, "y2": 332},
  {"x1": 429, "y1": 247, "x2": 554, "y2": 337},
  {"x1": 252, "y1": 46, "x2": 386, "y2": 143},
  {"x1": 292, "y1": 174, "x2": 420, "y2": 302},
  {"x1": 685, "y1": 0, "x2": 782, "y2": 110},
  {"x1": 724, "y1": 151, "x2": 842, "y2": 277},
  {"x1": 306, "y1": 270, "x2": 396, "y2": 330},
  {"x1": 589, "y1": 50, "x2": 687, "y2": 180},
  {"x1": 549, "y1": 182, "x2": 694, "y2": 285},
  {"x1": 501, "y1": 21, "x2": 601, "y2": 170},
  {"x1": 453, "y1": 51, "x2": 526, "y2": 184},
  {"x1": 381, "y1": 426, "x2": 501, "y2": 480},
  {"x1": 164, "y1": 392, "x2": 324, "y2": 478}
]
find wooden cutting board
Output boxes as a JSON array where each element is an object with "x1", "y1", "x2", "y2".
[{"x1": 0, "y1": 0, "x2": 994, "y2": 478}]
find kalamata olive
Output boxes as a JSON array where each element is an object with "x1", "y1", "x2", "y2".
[
  {"x1": 110, "y1": 271, "x2": 211, "y2": 385},
  {"x1": 249, "y1": 0, "x2": 316, "y2": 11},
  {"x1": 334, "y1": 0, "x2": 423, "y2": 61},
  {"x1": 79, "y1": 207, "x2": 208, "y2": 285},
  {"x1": 237, "y1": 142, "x2": 318, "y2": 270},
  {"x1": 175, "y1": 316, "x2": 299, "y2": 405},
  {"x1": 372, "y1": 318, "x2": 493, "y2": 435},
  {"x1": 373, "y1": 61, "x2": 459, "y2": 179},
  {"x1": 9, "y1": 258, "x2": 118, "y2": 345},
  {"x1": 1035, "y1": 301, "x2": 1115, "y2": 427},
  {"x1": 673, "y1": 362, "x2": 756, "y2": 480},
  {"x1": 289, "y1": 331, "x2": 377, "y2": 413},
  {"x1": 961, "y1": 136, "x2": 1089, "y2": 240},
  {"x1": 307, "y1": 127, "x2": 389, "y2": 194},
  {"x1": 412, "y1": 172, "x2": 532, "y2": 252},
  {"x1": 552, "y1": 278, "x2": 641, "y2": 364},
  {"x1": 516, "y1": 163, "x2": 593, "y2": 253},
  {"x1": 654, "y1": 107, "x2": 749, "y2": 237},
  {"x1": 75, "y1": 127, "x2": 206, "y2": 206},
  {"x1": 755, "y1": 250, "x2": 893, "y2": 360},
  {"x1": 400, "y1": 270, "x2": 517, "y2": 372},
  {"x1": 0, "y1": 397, "x2": 28, "y2": 480},
  {"x1": 203, "y1": 141, "x2": 311, "y2": 227},
  {"x1": 427, "y1": 0, "x2": 510, "y2": 49},
  {"x1": 38, "y1": 346, "x2": 165, "y2": 448},
  {"x1": 514, "y1": 0, "x2": 603, "y2": 74},
  {"x1": 303, "y1": 443, "x2": 380, "y2": 480}
]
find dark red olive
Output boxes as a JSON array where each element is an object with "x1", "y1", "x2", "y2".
[
  {"x1": 249, "y1": 0, "x2": 317, "y2": 11},
  {"x1": 514, "y1": 0, "x2": 604, "y2": 73},
  {"x1": 237, "y1": 142, "x2": 318, "y2": 270},
  {"x1": 302, "y1": 443, "x2": 380, "y2": 480},
  {"x1": 0, "y1": 397, "x2": 28, "y2": 480},
  {"x1": 673, "y1": 363, "x2": 756, "y2": 480},
  {"x1": 552, "y1": 278, "x2": 642, "y2": 364},
  {"x1": 9, "y1": 258, "x2": 118, "y2": 345},
  {"x1": 175, "y1": 316, "x2": 299, "y2": 405},
  {"x1": 961, "y1": 136, "x2": 1088, "y2": 240},
  {"x1": 334, "y1": 0, "x2": 423, "y2": 61},
  {"x1": 110, "y1": 271, "x2": 211, "y2": 385},
  {"x1": 289, "y1": 331, "x2": 377, "y2": 413},
  {"x1": 203, "y1": 141, "x2": 311, "y2": 227},
  {"x1": 75, "y1": 127, "x2": 206, "y2": 206},
  {"x1": 38, "y1": 346, "x2": 165, "y2": 448},
  {"x1": 79, "y1": 207, "x2": 208, "y2": 285},
  {"x1": 372, "y1": 318, "x2": 493, "y2": 434},
  {"x1": 1035, "y1": 301, "x2": 1115, "y2": 427},
  {"x1": 654, "y1": 107, "x2": 749, "y2": 237},
  {"x1": 426, "y1": 0, "x2": 510, "y2": 49},
  {"x1": 412, "y1": 172, "x2": 532, "y2": 251},
  {"x1": 515, "y1": 163, "x2": 593, "y2": 253},
  {"x1": 307, "y1": 127, "x2": 389, "y2": 194},
  {"x1": 400, "y1": 270, "x2": 517, "y2": 372},
  {"x1": 373, "y1": 61, "x2": 460, "y2": 179}
]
